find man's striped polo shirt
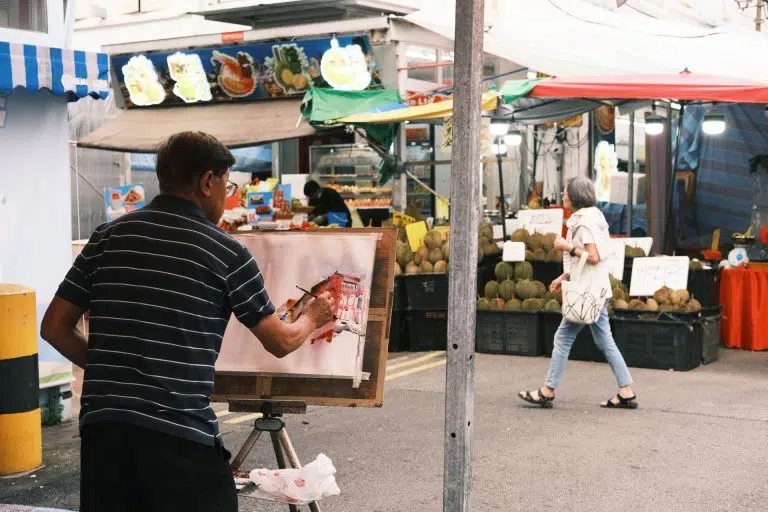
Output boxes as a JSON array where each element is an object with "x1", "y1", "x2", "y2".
[{"x1": 55, "y1": 194, "x2": 275, "y2": 445}]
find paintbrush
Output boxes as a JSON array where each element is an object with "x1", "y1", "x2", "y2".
[{"x1": 295, "y1": 285, "x2": 338, "y2": 321}]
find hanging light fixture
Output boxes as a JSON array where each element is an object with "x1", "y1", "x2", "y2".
[
  {"x1": 645, "y1": 112, "x2": 665, "y2": 136},
  {"x1": 491, "y1": 143, "x2": 508, "y2": 155},
  {"x1": 504, "y1": 129, "x2": 522, "y2": 147},
  {"x1": 702, "y1": 111, "x2": 726, "y2": 135},
  {"x1": 489, "y1": 118, "x2": 510, "y2": 137}
]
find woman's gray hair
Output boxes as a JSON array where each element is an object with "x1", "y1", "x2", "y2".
[{"x1": 566, "y1": 177, "x2": 597, "y2": 210}]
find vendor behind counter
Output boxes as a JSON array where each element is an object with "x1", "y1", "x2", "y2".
[{"x1": 304, "y1": 180, "x2": 352, "y2": 227}]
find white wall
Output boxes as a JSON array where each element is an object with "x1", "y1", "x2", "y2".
[
  {"x1": 0, "y1": 89, "x2": 71, "y2": 361},
  {"x1": 0, "y1": 0, "x2": 66, "y2": 47}
]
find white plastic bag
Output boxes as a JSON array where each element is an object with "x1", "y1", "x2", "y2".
[
  {"x1": 561, "y1": 253, "x2": 608, "y2": 325},
  {"x1": 247, "y1": 453, "x2": 340, "y2": 505}
]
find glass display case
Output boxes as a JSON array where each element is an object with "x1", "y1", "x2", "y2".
[
  {"x1": 405, "y1": 124, "x2": 436, "y2": 218},
  {"x1": 309, "y1": 143, "x2": 392, "y2": 210}
]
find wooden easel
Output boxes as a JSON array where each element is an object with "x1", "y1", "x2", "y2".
[{"x1": 229, "y1": 399, "x2": 321, "y2": 512}]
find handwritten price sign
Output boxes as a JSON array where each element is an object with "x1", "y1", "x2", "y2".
[
  {"x1": 629, "y1": 256, "x2": 690, "y2": 297},
  {"x1": 516, "y1": 209, "x2": 564, "y2": 235}
]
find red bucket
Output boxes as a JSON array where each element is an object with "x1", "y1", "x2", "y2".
[{"x1": 761, "y1": 227, "x2": 768, "y2": 244}]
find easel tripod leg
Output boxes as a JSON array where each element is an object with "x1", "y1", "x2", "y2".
[
  {"x1": 231, "y1": 428, "x2": 264, "y2": 471},
  {"x1": 278, "y1": 429, "x2": 322, "y2": 512},
  {"x1": 270, "y1": 431, "x2": 300, "y2": 512}
]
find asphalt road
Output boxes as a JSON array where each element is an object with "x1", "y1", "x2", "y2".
[{"x1": 2, "y1": 348, "x2": 768, "y2": 511}]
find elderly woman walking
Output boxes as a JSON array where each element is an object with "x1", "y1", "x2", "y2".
[{"x1": 518, "y1": 177, "x2": 638, "y2": 409}]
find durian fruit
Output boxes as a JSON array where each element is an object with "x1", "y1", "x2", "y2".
[
  {"x1": 685, "y1": 298, "x2": 702, "y2": 313},
  {"x1": 414, "y1": 246, "x2": 429, "y2": 265},
  {"x1": 477, "y1": 297, "x2": 490, "y2": 310},
  {"x1": 433, "y1": 260, "x2": 448, "y2": 273},
  {"x1": 522, "y1": 298, "x2": 545, "y2": 311},
  {"x1": 628, "y1": 298, "x2": 646, "y2": 310},
  {"x1": 420, "y1": 261, "x2": 434, "y2": 273},
  {"x1": 505, "y1": 298, "x2": 522, "y2": 311},
  {"x1": 395, "y1": 263, "x2": 402, "y2": 277},
  {"x1": 482, "y1": 241, "x2": 501, "y2": 256},
  {"x1": 405, "y1": 262, "x2": 420, "y2": 275},
  {"x1": 677, "y1": 289, "x2": 691, "y2": 304},
  {"x1": 669, "y1": 289, "x2": 686, "y2": 306},
  {"x1": 510, "y1": 228, "x2": 530, "y2": 243},
  {"x1": 424, "y1": 229, "x2": 443, "y2": 250},
  {"x1": 551, "y1": 249, "x2": 564, "y2": 262},
  {"x1": 545, "y1": 299, "x2": 561, "y2": 312},
  {"x1": 442, "y1": 242, "x2": 450, "y2": 262},
  {"x1": 525, "y1": 250, "x2": 535, "y2": 261},
  {"x1": 514, "y1": 261, "x2": 534, "y2": 280},
  {"x1": 532, "y1": 248, "x2": 548, "y2": 261},
  {"x1": 653, "y1": 286, "x2": 672, "y2": 305},
  {"x1": 515, "y1": 279, "x2": 538, "y2": 300},
  {"x1": 527, "y1": 197, "x2": 542, "y2": 209},
  {"x1": 495, "y1": 262, "x2": 514, "y2": 281},
  {"x1": 499, "y1": 278, "x2": 516, "y2": 301},
  {"x1": 612, "y1": 287, "x2": 628, "y2": 302},
  {"x1": 429, "y1": 248, "x2": 443, "y2": 265},
  {"x1": 526, "y1": 233, "x2": 543, "y2": 251},
  {"x1": 479, "y1": 222, "x2": 493, "y2": 242},
  {"x1": 645, "y1": 298, "x2": 660, "y2": 312},
  {"x1": 396, "y1": 240, "x2": 412, "y2": 268},
  {"x1": 690, "y1": 259, "x2": 705, "y2": 270},
  {"x1": 660, "y1": 303, "x2": 680, "y2": 312},
  {"x1": 613, "y1": 299, "x2": 629, "y2": 310},
  {"x1": 489, "y1": 298, "x2": 506, "y2": 310},
  {"x1": 541, "y1": 233, "x2": 557, "y2": 251},
  {"x1": 484, "y1": 281, "x2": 500, "y2": 300},
  {"x1": 625, "y1": 246, "x2": 647, "y2": 258},
  {"x1": 533, "y1": 281, "x2": 546, "y2": 298},
  {"x1": 551, "y1": 288, "x2": 563, "y2": 303}
]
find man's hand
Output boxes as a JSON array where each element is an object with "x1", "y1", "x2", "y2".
[
  {"x1": 303, "y1": 292, "x2": 335, "y2": 328},
  {"x1": 549, "y1": 274, "x2": 566, "y2": 293},
  {"x1": 250, "y1": 293, "x2": 335, "y2": 358},
  {"x1": 554, "y1": 237, "x2": 571, "y2": 252}
]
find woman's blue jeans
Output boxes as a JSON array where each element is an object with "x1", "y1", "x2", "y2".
[{"x1": 545, "y1": 307, "x2": 634, "y2": 390}]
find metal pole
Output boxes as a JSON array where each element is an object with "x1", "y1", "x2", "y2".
[
  {"x1": 587, "y1": 111, "x2": 595, "y2": 180},
  {"x1": 627, "y1": 111, "x2": 635, "y2": 236},
  {"x1": 444, "y1": 0, "x2": 483, "y2": 510},
  {"x1": 663, "y1": 103, "x2": 685, "y2": 254},
  {"x1": 496, "y1": 146, "x2": 507, "y2": 240},
  {"x1": 757, "y1": 0, "x2": 764, "y2": 31}
]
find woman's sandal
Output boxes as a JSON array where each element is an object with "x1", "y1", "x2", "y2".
[
  {"x1": 518, "y1": 389, "x2": 555, "y2": 408},
  {"x1": 601, "y1": 394, "x2": 638, "y2": 409}
]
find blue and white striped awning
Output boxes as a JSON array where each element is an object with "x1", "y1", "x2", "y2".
[{"x1": 0, "y1": 41, "x2": 110, "y2": 100}]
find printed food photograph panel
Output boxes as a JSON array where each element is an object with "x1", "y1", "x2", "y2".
[{"x1": 216, "y1": 233, "x2": 379, "y2": 380}]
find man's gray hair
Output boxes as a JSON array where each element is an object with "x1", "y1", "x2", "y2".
[{"x1": 566, "y1": 177, "x2": 597, "y2": 210}]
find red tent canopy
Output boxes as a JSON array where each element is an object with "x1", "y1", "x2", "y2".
[{"x1": 529, "y1": 71, "x2": 768, "y2": 104}]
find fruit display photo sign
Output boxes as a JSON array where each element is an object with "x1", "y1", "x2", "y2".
[
  {"x1": 216, "y1": 232, "x2": 379, "y2": 382},
  {"x1": 111, "y1": 34, "x2": 382, "y2": 108}
]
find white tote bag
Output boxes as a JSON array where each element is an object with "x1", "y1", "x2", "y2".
[{"x1": 561, "y1": 253, "x2": 609, "y2": 325}]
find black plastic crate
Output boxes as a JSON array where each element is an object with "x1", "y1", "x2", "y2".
[
  {"x1": 476, "y1": 310, "x2": 542, "y2": 356},
  {"x1": 540, "y1": 312, "x2": 606, "y2": 362},
  {"x1": 392, "y1": 277, "x2": 405, "y2": 311},
  {"x1": 407, "y1": 309, "x2": 447, "y2": 352},
  {"x1": 401, "y1": 274, "x2": 449, "y2": 310},
  {"x1": 688, "y1": 268, "x2": 720, "y2": 308},
  {"x1": 530, "y1": 261, "x2": 564, "y2": 287},
  {"x1": 612, "y1": 317, "x2": 701, "y2": 371},
  {"x1": 698, "y1": 309, "x2": 722, "y2": 365},
  {"x1": 388, "y1": 311, "x2": 408, "y2": 352}
]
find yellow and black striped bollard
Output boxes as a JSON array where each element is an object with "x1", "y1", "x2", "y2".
[{"x1": 0, "y1": 284, "x2": 42, "y2": 476}]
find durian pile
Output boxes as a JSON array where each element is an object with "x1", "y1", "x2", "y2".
[
  {"x1": 395, "y1": 229, "x2": 450, "y2": 276},
  {"x1": 624, "y1": 246, "x2": 647, "y2": 258},
  {"x1": 509, "y1": 228, "x2": 564, "y2": 263},
  {"x1": 478, "y1": 221, "x2": 501, "y2": 262},
  {"x1": 611, "y1": 282, "x2": 702, "y2": 314},
  {"x1": 476, "y1": 261, "x2": 563, "y2": 312}
]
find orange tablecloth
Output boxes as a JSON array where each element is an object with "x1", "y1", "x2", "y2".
[{"x1": 720, "y1": 266, "x2": 768, "y2": 351}]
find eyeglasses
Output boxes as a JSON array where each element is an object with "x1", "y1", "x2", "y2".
[{"x1": 226, "y1": 180, "x2": 239, "y2": 197}]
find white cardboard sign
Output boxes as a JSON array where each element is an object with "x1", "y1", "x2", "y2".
[
  {"x1": 621, "y1": 237, "x2": 653, "y2": 256},
  {"x1": 502, "y1": 241, "x2": 526, "y2": 262},
  {"x1": 607, "y1": 240, "x2": 626, "y2": 281},
  {"x1": 516, "y1": 209, "x2": 564, "y2": 235},
  {"x1": 629, "y1": 256, "x2": 690, "y2": 297}
]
